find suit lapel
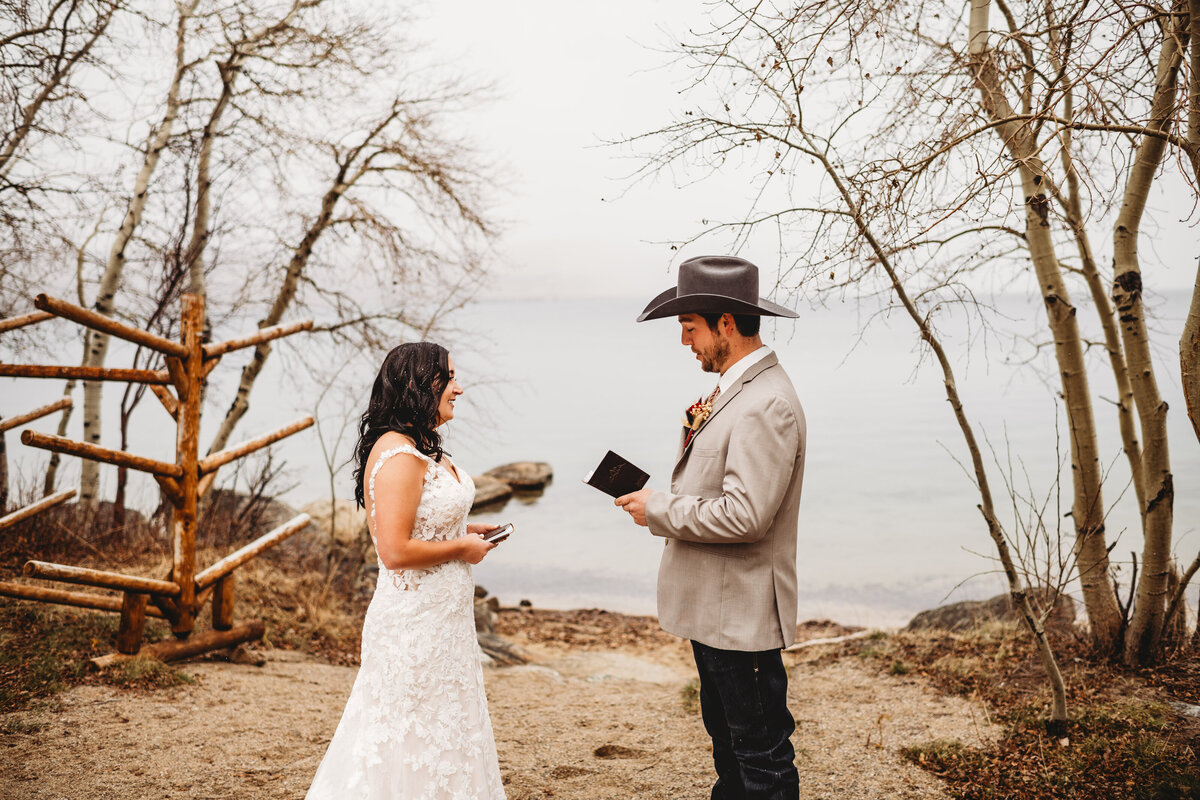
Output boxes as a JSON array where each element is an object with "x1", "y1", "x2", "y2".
[{"x1": 674, "y1": 353, "x2": 779, "y2": 469}]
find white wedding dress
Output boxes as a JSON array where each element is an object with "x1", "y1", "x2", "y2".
[{"x1": 306, "y1": 444, "x2": 507, "y2": 800}]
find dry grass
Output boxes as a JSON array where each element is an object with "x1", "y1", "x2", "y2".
[{"x1": 844, "y1": 623, "x2": 1200, "y2": 800}]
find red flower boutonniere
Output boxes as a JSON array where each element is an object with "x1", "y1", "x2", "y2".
[{"x1": 682, "y1": 397, "x2": 714, "y2": 446}]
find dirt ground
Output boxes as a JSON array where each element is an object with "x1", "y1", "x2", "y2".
[{"x1": 0, "y1": 616, "x2": 996, "y2": 800}]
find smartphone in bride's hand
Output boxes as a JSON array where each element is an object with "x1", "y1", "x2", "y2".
[{"x1": 483, "y1": 523, "x2": 513, "y2": 544}]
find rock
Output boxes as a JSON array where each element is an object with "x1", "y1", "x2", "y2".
[
  {"x1": 478, "y1": 646, "x2": 495, "y2": 668},
  {"x1": 477, "y1": 632, "x2": 532, "y2": 666},
  {"x1": 484, "y1": 462, "x2": 553, "y2": 490},
  {"x1": 470, "y1": 475, "x2": 513, "y2": 510},
  {"x1": 905, "y1": 589, "x2": 1076, "y2": 632},
  {"x1": 474, "y1": 584, "x2": 488, "y2": 599},
  {"x1": 475, "y1": 597, "x2": 496, "y2": 635},
  {"x1": 519, "y1": 598, "x2": 532, "y2": 608},
  {"x1": 299, "y1": 499, "x2": 368, "y2": 548}
]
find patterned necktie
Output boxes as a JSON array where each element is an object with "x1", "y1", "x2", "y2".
[{"x1": 705, "y1": 384, "x2": 721, "y2": 406}]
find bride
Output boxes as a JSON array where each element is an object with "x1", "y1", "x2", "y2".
[{"x1": 306, "y1": 342, "x2": 507, "y2": 799}]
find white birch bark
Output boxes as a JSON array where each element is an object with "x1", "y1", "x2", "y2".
[
  {"x1": 206, "y1": 163, "x2": 360, "y2": 454},
  {"x1": 1183, "y1": 0, "x2": 1200, "y2": 448},
  {"x1": 967, "y1": 0, "x2": 1122, "y2": 652},
  {"x1": 1115, "y1": 2, "x2": 1187, "y2": 665},
  {"x1": 1044, "y1": 6, "x2": 1147, "y2": 517},
  {"x1": 78, "y1": 0, "x2": 199, "y2": 503},
  {"x1": 800, "y1": 114, "x2": 1069, "y2": 726}
]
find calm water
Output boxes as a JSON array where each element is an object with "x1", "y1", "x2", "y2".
[
  {"x1": 4, "y1": 293, "x2": 1197, "y2": 627},
  {"x1": 445, "y1": 293, "x2": 1200, "y2": 626}
]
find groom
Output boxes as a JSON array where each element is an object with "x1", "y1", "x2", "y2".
[{"x1": 616, "y1": 255, "x2": 806, "y2": 800}]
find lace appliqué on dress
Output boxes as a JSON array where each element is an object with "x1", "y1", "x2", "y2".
[{"x1": 305, "y1": 442, "x2": 506, "y2": 800}]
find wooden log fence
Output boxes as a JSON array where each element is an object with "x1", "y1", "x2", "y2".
[
  {"x1": 202, "y1": 319, "x2": 314, "y2": 359},
  {"x1": 0, "y1": 397, "x2": 72, "y2": 433},
  {"x1": 194, "y1": 513, "x2": 311, "y2": 590},
  {"x1": 21, "y1": 430, "x2": 183, "y2": 478},
  {"x1": 0, "y1": 310, "x2": 53, "y2": 334},
  {"x1": 0, "y1": 581, "x2": 167, "y2": 618},
  {"x1": 0, "y1": 489, "x2": 76, "y2": 531},
  {"x1": 23, "y1": 560, "x2": 181, "y2": 595},
  {"x1": 0, "y1": 291, "x2": 314, "y2": 664},
  {"x1": 33, "y1": 293, "x2": 188, "y2": 358},
  {"x1": 198, "y1": 417, "x2": 314, "y2": 475}
]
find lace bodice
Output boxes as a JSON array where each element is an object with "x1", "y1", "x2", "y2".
[
  {"x1": 306, "y1": 442, "x2": 505, "y2": 799},
  {"x1": 367, "y1": 443, "x2": 476, "y2": 591}
]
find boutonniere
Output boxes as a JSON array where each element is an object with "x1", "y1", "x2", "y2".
[{"x1": 682, "y1": 398, "x2": 713, "y2": 445}]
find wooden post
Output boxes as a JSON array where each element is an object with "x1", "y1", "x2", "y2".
[
  {"x1": 172, "y1": 293, "x2": 204, "y2": 637},
  {"x1": 212, "y1": 574, "x2": 234, "y2": 631},
  {"x1": 116, "y1": 593, "x2": 149, "y2": 654}
]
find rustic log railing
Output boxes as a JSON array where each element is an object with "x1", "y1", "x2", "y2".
[{"x1": 0, "y1": 293, "x2": 314, "y2": 664}]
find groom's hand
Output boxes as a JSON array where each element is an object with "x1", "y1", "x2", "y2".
[{"x1": 615, "y1": 489, "x2": 653, "y2": 527}]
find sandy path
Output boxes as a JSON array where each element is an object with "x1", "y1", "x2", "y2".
[{"x1": 0, "y1": 642, "x2": 994, "y2": 800}]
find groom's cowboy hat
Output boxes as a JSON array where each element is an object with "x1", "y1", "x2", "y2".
[{"x1": 636, "y1": 255, "x2": 799, "y2": 322}]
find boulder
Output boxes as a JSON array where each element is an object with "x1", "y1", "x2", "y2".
[
  {"x1": 470, "y1": 475, "x2": 513, "y2": 510},
  {"x1": 483, "y1": 462, "x2": 553, "y2": 490},
  {"x1": 300, "y1": 499, "x2": 368, "y2": 548},
  {"x1": 478, "y1": 632, "x2": 532, "y2": 666},
  {"x1": 475, "y1": 597, "x2": 496, "y2": 635},
  {"x1": 905, "y1": 589, "x2": 1076, "y2": 632}
]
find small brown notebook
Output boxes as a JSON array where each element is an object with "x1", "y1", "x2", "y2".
[{"x1": 584, "y1": 450, "x2": 650, "y2": 498}]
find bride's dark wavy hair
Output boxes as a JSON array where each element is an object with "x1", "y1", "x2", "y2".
[{"x1": 352, "y1": 342, "x2": 452, "y2": 508}]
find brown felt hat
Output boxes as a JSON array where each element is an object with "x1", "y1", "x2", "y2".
[{"x1": 636, "y1": 255, "x2": 798, "y2": 322}]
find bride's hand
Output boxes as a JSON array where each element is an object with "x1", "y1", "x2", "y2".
[
  {"x1": 459, "y1": 534, "x2": 496, "y2": 564},
  {"x1": 467, "y1": 522, "x2": 500, "y2": 536}
]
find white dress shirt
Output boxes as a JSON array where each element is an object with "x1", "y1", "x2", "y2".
[{"x1": 716, "y1": 345, "x2": 772, "y2": 396}]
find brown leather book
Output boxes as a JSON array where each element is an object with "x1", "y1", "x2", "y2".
[{"x1": 583, "y1": 450, "x2": 650, "y2": 498}]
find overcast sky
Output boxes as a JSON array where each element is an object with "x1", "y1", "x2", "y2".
[
  {"x1": 415, "y1": 0, "x2": 767, "y2": 302},
  {"x1": 413, "y1": 1, "x2": 1198, "y2": 304}
]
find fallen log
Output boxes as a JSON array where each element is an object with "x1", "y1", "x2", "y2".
[{"x1": 90, "y1": 620, "x2": 265, "y2": 669}]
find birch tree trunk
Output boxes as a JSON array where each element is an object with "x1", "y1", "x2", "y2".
[
  {"x1": 1184, "y1": 0, "x2": 1200, "y2": 447},
  {"x1": 800, "y1": 126, "x2": 1069, "y2": 727},
  {"x1": 0, "y1": 420, "x2": 8, "y2": 513},
  {"x1": 1047, "y1": 22, "x2": 1146, "y2": 517},
  {"x1": 967, "y1": 0, "x2": 1122, "y2": 652},
  {"x1": 78, "y1": 0, "x2": 198, "y2": 504},
  {"x1": 1115, "y1": 2, "x2": 1186, "y2": 665},
  {"x1": 183, "y1": 1, "x2": 308, "y2": 327},
  {"x1": 1184, "y1": 262, "x2": 1200, "y2": 445},
  {"x1": 206, "y1": 98, "x2": 410, "y2": 455}
]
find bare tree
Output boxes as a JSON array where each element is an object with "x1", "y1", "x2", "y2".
[
  {"x1": 205, "y1": 87, "x2": 491, "y2": 455},
  {"x1": 634, "y1": 0, "x2": 1198, "y2": 668},
  {"x1": 0, "y1": 0, "x2": 120, "y2": 246},
  {"x1": 77, "y1": 0, "x2": 200, "y2": 504},
  {"x1": 5, "y1": 0, "x2": 496, "y2": 523}
]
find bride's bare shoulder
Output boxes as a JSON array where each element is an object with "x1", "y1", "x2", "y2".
[
  {"x1": 374, "y1": 431, "x2": 417, "y2": 453},
  {"x1": 367, "y1": 432, "x2": 427, "y2": 480}
]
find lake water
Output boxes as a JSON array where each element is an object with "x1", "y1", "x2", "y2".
[
  {"x1": 443, "y1": 293, "x2": 1200, "y2": 627},
  {"x1": 3, "y1": 292, "x2": 1198, "y2": 627}
]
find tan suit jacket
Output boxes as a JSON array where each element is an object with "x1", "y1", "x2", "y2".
[{"x1": 645, "y1": 353, "x2": 806, "y2": 651}]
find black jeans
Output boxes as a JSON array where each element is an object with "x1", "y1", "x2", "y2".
[{"x1": 690, "y1": 641, "x2": 799, "y2": 800}]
